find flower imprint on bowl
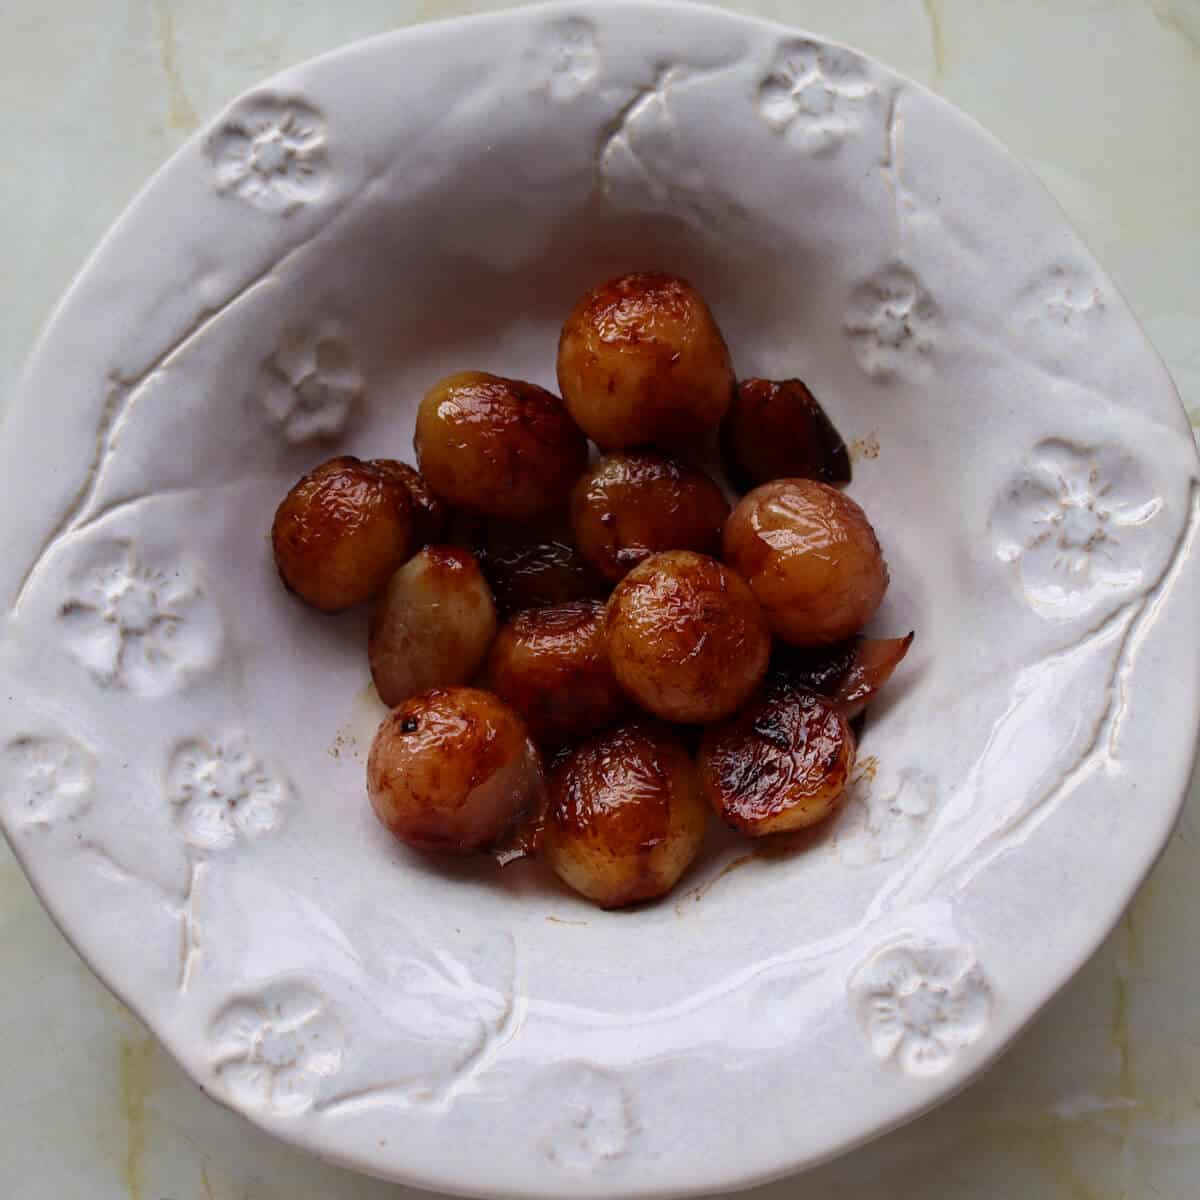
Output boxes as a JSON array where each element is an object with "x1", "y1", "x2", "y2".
[
  {"x1": 207, "y1": 95, "x2": 327, "y2": 214},
  {"x1": 210, "y1": 982, "x2": 344, "y2": 1115},
  {"x1": 167, "y1": 732, "x2": 287, "y2": 851},
  {"x1": 1013, "y1": 263, "x2": 1109, "y2": 374},
  {"x1": 538, "y1": 17, "x2": 599, "y2": 101},
  {"x1": 850, "y1": 939, "x2": 992, "y2": 1076},
  {"x1": 58, "y1": 542, "x2": 221, "y2": 696},
  {"x1": 756, "y1": 39, "x2": 875, "y2": 154},
  {"x1": 1023, "y1": 263, "x2": 1104, "y2": 333},
  {"x1": 992, "y1": 439, "x2": 1161, "y2": 613},
  {"x1": 541, "y1": 1063, "x2": 637, "y2": 1169},
  {"x1": 257, "y1": 325, "x2": 363, "y2": 444},
  {"x1": 836, "y1": 768, "x2": 936, "y2": 866},
  {"x1": 166, "y1": 733, "x2": 286, "y2": 990},
  {"x1": 846, "y1": 264, "x2": 937, "y2": 379},
  {"x1": 0, "y1": 735, "x2": 93, "y2": 830}
]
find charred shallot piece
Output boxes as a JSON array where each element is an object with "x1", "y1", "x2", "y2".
[
  {"x1": 368, "y1": 546, "x2": 498, "y2": 707},
  {"x1": 570, "y1": 451, "x2": 730, "y2": 583},
  {"x1": 471, "y1": 517, "x2": 607, "y2": 616},
  {"x1": 724, "y1": 478, "x2": 888, "y2": 647},
  {"x1": 557, "y1": 272, "x2": 734, "y2": 449},
  {"x1": 272, "y1": 456, "x2": 414, "y2": 613},
  {"x1": 721, "y1": 378, "x2": 850, "y2": 491},
  {"x1": 603, "y1": 550, "x2": 771, "y2": 724},
  {"x1": 487, "y1": 599, "x2": 627, "y2": 745},
  {"x1": 372, "y1": 459, "x2": 448, "y2": 548},
  {"x1": 367, "y1": 687, "x2": 543, "y2": 855},
  {"x1": 771, "y1": 634, "x2": 914, "y2": 719},
  {"x1": 544, "y1": 721, "x2": 707, "y2": 908},
  {"x1": 415, "y1": 371, "x2": 587, "y2": 521},
  {"x1": 699, "y1": 689, "x2": 856, "y2": 836}
]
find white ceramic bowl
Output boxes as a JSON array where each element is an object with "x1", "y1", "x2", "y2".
[{"x1": 1, "y1": 3, "x2": 1197, "y2": 1196}]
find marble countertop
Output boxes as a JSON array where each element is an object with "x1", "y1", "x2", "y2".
[{"x1": 2, "y1": 1, "x2": 1198, "y2": 1197}]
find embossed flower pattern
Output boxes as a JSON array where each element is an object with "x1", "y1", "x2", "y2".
[
  {"x1": 541, "y1": 17, "x2": 599, "y2": 101},
  {"x1": 210, "y1": 983, "x2": 343, "y2": 1114},
  {"x1": 757, "y1": 39, "x2": 874, "y2": 153},
  {"x1": 846, "y1": 264, "x2": 937, "y2": 378},
  {"x1": 0, "y1": 735, "x2": 93, "y2": 829},
  {"x1": 59, "y1": 543, "x2": 219, "y2": 696},
  {"x1": 257, "y1": 326, "x2": 362, "y2": 444},
  {"x1": 1041, "y1": 270, "x2": 1102, "y2": 328},
  {"x1": 837, "y1": 769, "x2": 936, "y2": 866},
  {"x1": 1015, "y1": 263, "x2": 1110, "y2": 371},
  {"x1": 850, "y1": 940, "x2": 991, "y2": 1076},
  {"x1": 541, "y1": 1064, "x2": 636, "y2": 1168},
  {"x1": 207, "y1": 96, "x2": 326, "y2": 214},
  {"x1": 1021, "y1": 263, "x2": 1104, "y2": 335},
  {"x1": 167, "y1": 733, "x2": 286, "y2": 851},
  {"x1": 992, "y1": 439, "x2": 1160, "y2": 611}
]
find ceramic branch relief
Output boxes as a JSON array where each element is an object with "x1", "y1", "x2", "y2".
[
  {"x1": 316, "y1": 927, "x2": 522, "y2": 1113},
  {"x1": 887, "y1": 480, "x2": 1200, "y2": 914},
  {"x1": 850, "y1": 939, "x2": 992, "y2": 1076},
  {"x1": 70, "y1": 733, "x2": 289, "y2": 994},
  {"x1": 600, "y1": 69, "x2": 688, "y2": 209},
  {"x1": 167, "y1": 733, "x2": 289, "y2": 991},
  {"x1": 992, "y1": 439, "x2": 1161, "y2": 615},
  {"x1": 756, "y1": 39, "x2": 875, "y2": 154},
  {"x1": 540, "y1": 1064, "x2": 637, "y2": 1169},
  {"x1": 207, "y1": 95, "x2": 328, "y2": 215},
  {"x1": 536, "y1": 17, "x2": 599, "y2": 101},
  {"x1": 0, "y1": 735, "x2": 94, "y2": 831},
  {"x1": 836, "y1": 768, "x2": 937, "y2": 867},
  {"x1": 58, "y1": 542, "x2": 221, "y2": 696},
  {"x1": 846, "y1": 264, "x2": 938, "y2": 379},
  {"x1": 599, "y1": 68, "x2": 724, "y2": 235},
  {"x1": 257, "y1": 325, "x2": 363, "y2": 444},
  {"x1": 210, "y1": 982, "x2": 344, "y2": 1115}
]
